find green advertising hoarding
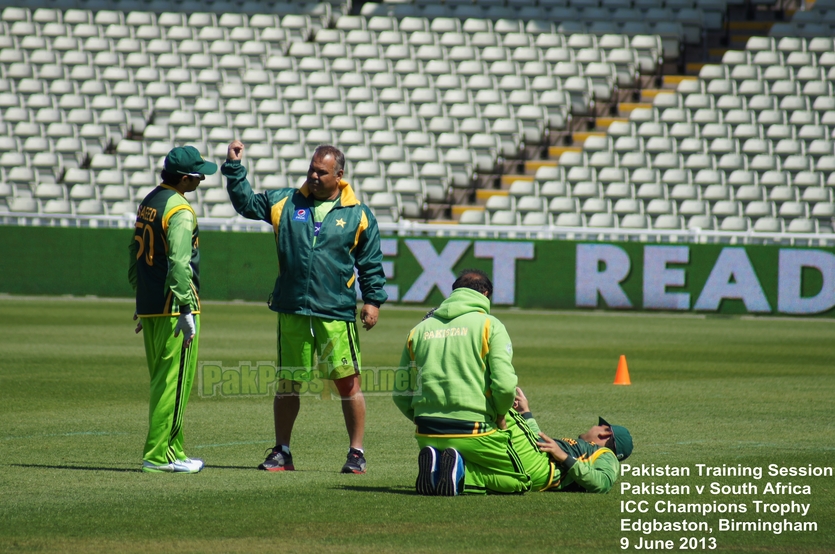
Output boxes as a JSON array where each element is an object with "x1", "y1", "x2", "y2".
[
  {"x1": 377, "y1": 238, "x2": 835, "y2": 316},
  {"x1": 1, "y1": 227, "x2": 833, "y2": 316}
]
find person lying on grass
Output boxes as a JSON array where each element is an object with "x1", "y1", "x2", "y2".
[{"x1": 416, "y1": 387, "x2": 633, "y2": 495}]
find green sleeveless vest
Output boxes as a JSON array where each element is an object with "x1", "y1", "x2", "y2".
[{"x1": 133, "y1": 186, "x2": 200, "y2": 316}]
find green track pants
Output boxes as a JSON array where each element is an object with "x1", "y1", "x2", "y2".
[
  {"x1": 141, "y1": 315, "x2": 200, "y2": 465},
  {"x1": 416, "y1": 429, "x2": 532, "y2": 494}
]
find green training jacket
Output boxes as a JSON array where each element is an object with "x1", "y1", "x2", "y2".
[
  {"x1": 221, "y1": 160, "x2": 387, "y2": 321},
  {"x1": 394, "y1": 287, "x2": 518, "y2": 429},
  {"x1": 520, "y1": 412, "x2": 619, "y2": 493}
]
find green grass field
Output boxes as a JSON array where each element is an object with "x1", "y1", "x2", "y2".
[{"x1": 1, "y1": 297, "x2": 834, "y2": 554}]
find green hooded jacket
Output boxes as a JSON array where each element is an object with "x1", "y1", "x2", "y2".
[
  {"x1": 221, "y1": 160, "x2": 387, "y2": 321},
  {"x1": 394, "y1": 287, "x2": 518, "y2": 429}
]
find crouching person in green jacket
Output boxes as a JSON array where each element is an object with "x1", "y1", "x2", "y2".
[{"x1": 394, "y1": 269, "x2": 531, "y2": 496}]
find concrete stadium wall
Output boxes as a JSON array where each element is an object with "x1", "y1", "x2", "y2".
[{"x1": 2, "y1": 226, "x2": 834, "y2": 316}]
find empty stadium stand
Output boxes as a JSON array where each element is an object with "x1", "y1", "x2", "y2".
[{"x1": 0, "y1": 0, "x2": 831, "y2": 244}]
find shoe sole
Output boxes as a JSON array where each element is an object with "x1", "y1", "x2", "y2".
[
  {"x1": 437, "y1": 449, "x2": 462, "y2": 496},
  {"x1": 142, "y1": 464, "x2": 200, "y2": 474},
  {"x1": 341, "y1": 466, "x2": 366, "y2": 474},
  {"x1": 416, "y1": 446, "x2": 438, "y2": 495},
  {"x1": 259, "y1": 464, "x2": 295, "y2": 472}
]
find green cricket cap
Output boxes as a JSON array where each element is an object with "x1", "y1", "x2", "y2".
[
  {"x1": 599, "y1": 416, "x2": 633, "y2": 461},
  {"x1": 164, "y1": 146, "x2": 218, "y2": 176}
]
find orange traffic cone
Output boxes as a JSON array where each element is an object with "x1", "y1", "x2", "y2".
[{"x1": 613, "y1": 355, "x2": 631, "y2": 385}]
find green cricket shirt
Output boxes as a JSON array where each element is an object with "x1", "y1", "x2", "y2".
[{"x1": 313, "y1": 198, "x2": 337, "y2": 247}]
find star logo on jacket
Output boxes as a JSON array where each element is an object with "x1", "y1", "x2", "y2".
[{"x1": 335, "y1": 218, "x2": 346, "y2": 228}]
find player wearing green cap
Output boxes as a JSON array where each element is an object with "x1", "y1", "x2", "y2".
[
  {"x1": 447, "y1": 387, "x2": 633, "y2": 494},
  {"x1": 129, "y1": 145, "x2": 218, "y2": 474}
]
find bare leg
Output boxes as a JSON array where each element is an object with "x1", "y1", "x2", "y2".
[
  {"x1": 334, "y1": 374, "x2": 365, "y2": 450},
  {"x1": 274, "y1": 379, "x2": 301, "y2": 446}
]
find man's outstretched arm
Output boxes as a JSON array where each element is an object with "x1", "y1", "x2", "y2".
[
  {"x1": 485, "y1": 320, "x2": 517, "y2": 416},
  {"x1": 221, "y1": 140, "x2": 273, "y2": 223}
]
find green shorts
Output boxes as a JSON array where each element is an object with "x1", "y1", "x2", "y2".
[{"x1": 277, "y1": 312, "x2": 361, "y2": 382}]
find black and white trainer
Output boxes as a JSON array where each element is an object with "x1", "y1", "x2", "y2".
[
  {"x1": 258, "y1": 446, "x2": 294, "y2": 472},
  {"x1": 341, "y1": 447, "x2": 367, "y2": 474},
  {"x1": 416, "y1": 446, "x2": 440, "y2": 495}
]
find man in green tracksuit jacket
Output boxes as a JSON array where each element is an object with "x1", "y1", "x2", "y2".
[
  {"x1": 129, "y1": 145, "x2": 217, "y2": 473},
  {"x1": 394, "y1": 269, "x2": 531, "y2": 495},
  {"x1": 222, "y1": 140, "x2": 387, "y2": 474},
  {"x1": 471, "y1": 387, "x2": 633, "y2": 494}
]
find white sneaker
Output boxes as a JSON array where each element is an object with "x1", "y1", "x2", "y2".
[
  {"x1": 142, "y1": 459, "x2": 202, "y2": 474},
  {"x1": 179, "y1": 458, "x2": 204, "y2": 472}
]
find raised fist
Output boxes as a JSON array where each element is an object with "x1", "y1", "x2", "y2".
[{"x1": 227, "y1": 140, "x2": 244, "y2": 161}]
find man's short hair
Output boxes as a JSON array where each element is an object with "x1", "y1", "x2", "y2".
[
  {"x1": 452, "y1": 268, "x2": 493, "y2": 298},
  {"x1": 313, "y1": 144, "x2": 345, "y2": 173},
  {"x1": 160, "y1": 169, "x2": 184, "y2": 186}
]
